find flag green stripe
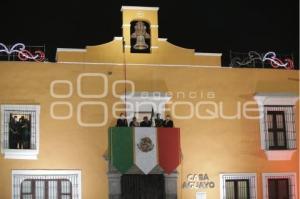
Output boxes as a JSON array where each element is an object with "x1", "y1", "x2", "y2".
[{"x1": 110, "y1": 127, "x2": 133, "y2": 173}]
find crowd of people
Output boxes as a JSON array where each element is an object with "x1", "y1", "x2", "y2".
[
  {"x1": 9, "y1": 115, "x2": 31, "y2": 149},
  {"x1": 116, "y1": 113, "x2": 174, "y2": 128}
]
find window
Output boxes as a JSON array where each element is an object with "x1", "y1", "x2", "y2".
[
  {"x1": 12, "y1": 170, "x2": 81, "y2": 199},
  {"x1": 225, "y1": 179, "x2": 250, "y2": 199},
  {"x1": 264, "y1": 106, "x2": 295, "y2": 150},
  {"x1": 262, "y1": 173, "x2": 296, "y2": 199},
  {"x1": 254, "y1": 93, "x2": 298, "y2": 160},
  {"x1": 220, "y1": 173, "x2": 257, "y2": 199},
  {"x1": 21, "y1": 179, "x2": 72, "y2": 198},
  {"x1": 1, "y1": 104, "x2": 40, "y2": 159},
  {"x1": 268, "y1": 179, "x2": 289, "y2": 199}
]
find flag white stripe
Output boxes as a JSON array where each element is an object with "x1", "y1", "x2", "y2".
[{"x1": 134, "y1": 127, "x2": 158, "y2": 174}]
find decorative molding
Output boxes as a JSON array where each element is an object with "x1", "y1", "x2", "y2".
[
  {"x1": 121, "y1": 6, "x2": 160, "y2": 11},
  {"x1": 254, "y1": 93, "x2": 299, "y2": 106},
  {"x1": 57, "y1": 61, "x2": 221, "y2": 68},
  {"x1": 114, "y1": 37, "x2": 123, "y2": 41},
  {"x1": 264, "y1": 150, "x2": 296, "y2": 160},
  {"x1": 195, "y1": 52, "x2": 222, "y2": 57},
  {"x1": 3, "y1": 149, "x2": 38, "y2": 160},
  {"x1": 158, "y1": 38, "x2": 168, "y2": 41},
  {"x1": 12, "y1": 170, "x2": 82, "y2": 175}
]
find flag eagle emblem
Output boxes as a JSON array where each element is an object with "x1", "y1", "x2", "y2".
[{"x1": 137, "y1": 137, "x2": 154, "y2": 152}]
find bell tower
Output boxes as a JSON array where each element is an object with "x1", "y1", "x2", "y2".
[{"x1": 121, "y1": 6, "x2": 159, "y2": 53}]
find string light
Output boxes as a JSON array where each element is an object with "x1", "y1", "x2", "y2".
[
  {"x1": 232, "y1": 51, "x2": 294, "y2": 69},
  {"x1": 0, "y1": 43, "x2": 45, "y2": 62}
]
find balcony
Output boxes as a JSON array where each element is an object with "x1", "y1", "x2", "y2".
[{"x1": 107, "y1": 127, "x2": 180, "y2": 199}]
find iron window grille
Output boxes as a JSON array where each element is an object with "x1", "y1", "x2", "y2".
[
  {"x1": 1, "y1": 105, "x2": 40, "y2": 159},
  {"x1": 12, "y1": 170, "x2": 81, "y2": 199},
  {"x1": 262, "y1": 173, "x2": 296, "y2": 199},
  {"x1": 21, "y1": 179, "x2": 72, "y2": 199},
  {"x1": 220, "y1": 173, "x2": 257, "y2": 199},
  {"x1": 225, "y1": 179, "x2": 250, "y2": 199},
  {"x1": 268, "y1": 178, "x2": 289, "y2": 199},
  {"x1": 264, "y1": 106, "x2": 296, "y2": 150}
]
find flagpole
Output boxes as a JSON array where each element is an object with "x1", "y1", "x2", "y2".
[{"x1": 122, "y1": 38, "x2": 127, "y2": 117}]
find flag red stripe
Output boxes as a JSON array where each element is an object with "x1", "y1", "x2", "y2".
[{"x1": 157, "y1": 128, "x2": 181, "y2": 174}]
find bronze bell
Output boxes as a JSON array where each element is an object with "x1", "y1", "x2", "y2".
[{"x1": 131, "y1": 21, "x2": 150, "y2": 50}]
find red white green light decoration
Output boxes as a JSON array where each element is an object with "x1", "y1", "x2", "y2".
[
  {"x1": 231, "y1": 51, "x2": 294, "y2": 69},
  {"x1": 262, "y1": 52, "x2": 294, "y2": 69},
  {"x1": 0, "y1": 43, "x2": 45, "y2": 62}
]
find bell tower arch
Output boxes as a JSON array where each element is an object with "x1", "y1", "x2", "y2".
[{"x1": 121, "y1": 6, "x2": 159, "y2": 53}]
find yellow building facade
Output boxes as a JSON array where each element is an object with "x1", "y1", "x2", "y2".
[{"x1": 0, "y1": 6, "x2": 299, "y2": 199}]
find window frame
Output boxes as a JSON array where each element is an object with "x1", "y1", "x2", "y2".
[
  {"x1": 20, "y1": 178, "x2": 73, "y2": 199},
  {"x1": 225, "y1": 179, "x2": 250, "y2": 199},
  {"x1": 12, "y1": 170, "x2": 81, "y2": 199},
  {"x1": 262, "y1": 172, "x2": 297, "y2": 199},
  {"x1": 266, "y1": 110, "x2": 287, "y2": 150},
  {"x1": 220, "y1": 173, "x2": 257, "y2": 199},
  {"x1": 1, "y1": 104, "x2": 40, "y2": 159},
  {"x1": 267, "y1": 178, "x2": 289, "y2": 199},
  {"x1": 254, "y1": 93, "x2": 298, "y2": 160}
]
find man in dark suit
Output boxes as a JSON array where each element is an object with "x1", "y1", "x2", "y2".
[
  {"x1": 116, "y1": 113, "x2": 128, "y2": 127},
  {"x1": 155, "y1": 113, "x2": 164, "y2": 127},
  {"x1": 163, "y1": 115, "x2": 174, "y2": 128},
  {"x1": 9, "y1": 115, "x2": 19, "y2": 149},
  {"x1": 140, "y1": 116, "x2": 152, "y2": 127},
  {"x1": 129, "y1": 117, "x2": 139, "y2": 127},
  {"x1": 19, "y1": 116, "x2": 31, "y2": 149}
]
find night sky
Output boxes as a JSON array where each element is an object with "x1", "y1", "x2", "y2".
[{"x1": 0, "y1": 0, "x2": 299, "y2": 66}]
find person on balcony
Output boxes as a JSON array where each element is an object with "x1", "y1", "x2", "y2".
[
  {"x1": 116, "y1": 113, "x2": 128, "y2": 127},
  {"x1": 140, "y1": 116, "x2": 152, "y2": 127},
  {"x1": 129, "y1": 117, "x2": 139, "y2": 127},
  {"x1": 9, "y1": 115, "x2": 19, "y2": 149},
  {"x1": 155, "y1": 113, "x2": 164, "y2": 127},
  {"x1": 19, "y1": 116, "x2": 31, "y2": 149},
  {"x1": 163, "y1": 115, "x2": 174, "y2": 128}
]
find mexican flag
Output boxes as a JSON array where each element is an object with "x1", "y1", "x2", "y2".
[{"x1": 109, "y1": 127, "x2": 180, "y2": 174}]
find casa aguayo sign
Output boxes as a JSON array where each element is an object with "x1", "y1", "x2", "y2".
[{"x1": 182, "y1": 173, "x2": 215, "y2": 189}]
